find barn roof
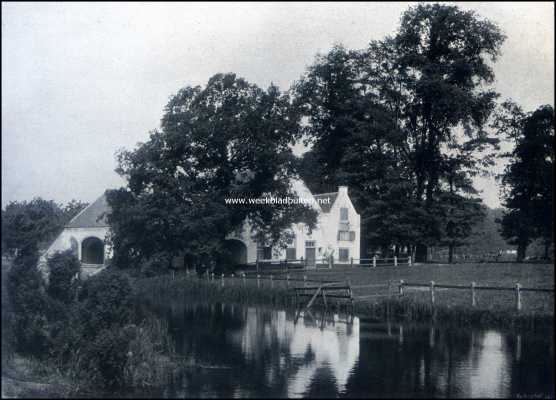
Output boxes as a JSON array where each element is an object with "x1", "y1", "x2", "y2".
[
  {"x1": 65, "y1": 192, "x2": 110, "y2": 228},
  {"x1": 313, "y1": 192, "x2": 338, "y2": 213}
]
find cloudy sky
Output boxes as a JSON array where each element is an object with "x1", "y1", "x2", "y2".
[{"x1": 2, "y1": 2, "x2": 554, "y2": 208}]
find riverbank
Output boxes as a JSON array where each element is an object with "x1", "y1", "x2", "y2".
[{"x1": 135, "y1": 271, "x2": 553, "y2": 331}]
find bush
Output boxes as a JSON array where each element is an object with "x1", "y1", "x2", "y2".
[
  {"x1": 47, "y1": 250, "x2": 80, "y2": 303},
  {"x1": 7, "y1": 246, "x2": 50, "y2": 355},
  {"x1": 77, "y1": 270, "x2": 134, "y2": 337},
  {"x1": 84, "y1": 328, "x2": 131, "y2": 389},
  {"x1": 139, "y1": 252, "x2": 172, "y2": 277}
]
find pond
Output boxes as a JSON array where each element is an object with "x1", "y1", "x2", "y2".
[{"x1": 131, "y1": 303, "x2": 554, "y2": 398}]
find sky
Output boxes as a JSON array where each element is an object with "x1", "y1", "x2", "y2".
[{"x1": 2, "y1": 2, "x2": 554, "y2": 208}]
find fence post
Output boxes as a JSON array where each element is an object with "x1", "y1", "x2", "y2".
[
  {"x1": 515, "y1": 283, "x2": 522, "y2": 311},
  {"x1": 257, "y1": 274, "x2": 261, "y2": 288},
  {"x1": 394, "y1": 256, "x2": 398, "y2": 267},
  {"x1": 373, "y1": 256, "x2": 377, "y2": 268},
  {"x1": 270, "y1": 274, "x2": 274, "y2": 289},
  {"x1": 399, "y1": 280, "x2": 404, "y2": 296},
  {"x1": 408, "y1": 256, "x2": 412, "y2": 267},
  {"x1": 256, "y1": 259, "x2": 259, "y2": 273},
  {"x1": 471, "y1": 282, "x2": 476, "y2": 307},
  {"x1": 211, "y1": 272, "x2": 215, "y2": 282},
  {"x1": 286, "y1": 274, "x2": 290, "y2": 288},
  {"x1": 304, "y1": 275, "x2": 307, "y2": 288},
  {"x1": 430, "y1": 281, "x2": 435, "y2": 306},
  {"x1": 388, "y1": 280, "x2": 392, "y2": 298},
  {"x1": 329, "y1": 255, "x2": 333, "y2": 269},
  {"x1": 231, "y1": 273, "x2": 235, "y2": 286},
  {"x1": 284, "y1": 259, "x2": 288, "y2": 272},
  {"x1": 242, "y1": 272, "x2": 246, "y2": 287},
  {"x1": 350, "y1": 257, "x2": 353, "y2": 268},
  {"x1": 221, "y1": 273, "x2": 224, "y2": 287}
]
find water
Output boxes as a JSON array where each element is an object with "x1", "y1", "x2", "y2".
[{"x1": 136, "y1": 303, "x2": 554, "y2": 398}]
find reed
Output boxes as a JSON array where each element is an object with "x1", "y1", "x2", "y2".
[{"x1": 133, "y1": 272, "x2": 553, "y2": 331}]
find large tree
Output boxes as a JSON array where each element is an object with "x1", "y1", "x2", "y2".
[
  {"x1": 294, "y1": 4, "x2": 504, "y2": 260},
  {"x1": 2, "y1": 198, "x2": 88, "y2": 256},
  {"x1": 379, "y1": 4, "x2": 504, "y2": 260},
  {"x1": 497, "y1": 103, "x2": 554, "y2": 261},
  {"x1": 107, "y1": 73, "x2": 317, "y2": 269}
]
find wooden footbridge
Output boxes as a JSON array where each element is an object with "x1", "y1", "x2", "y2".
[{"x1": 291, "y1": 281, "x2": 355, "y2": 312}]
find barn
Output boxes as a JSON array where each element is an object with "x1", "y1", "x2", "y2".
[{"x1": 40, "y1": 192, "x2": 111, "y2": 279}]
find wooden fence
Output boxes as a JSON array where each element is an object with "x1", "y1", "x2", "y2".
[
  {"x1": 176, "y1": 269, "x2": 553, "y2": 312},
  {"x1": 397, "y1": 279, "x2": 554, "y2": 311},
  {"x1": 244, "y1": 255, "x2": 412, "y2": 272}
]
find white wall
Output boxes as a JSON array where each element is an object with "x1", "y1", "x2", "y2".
[
  {"x1": 229, "y1": 185, "x2": 361, "y2": 265},
  {"x1": 40, "y1": 226, "x2": 110, "y2": 280}
]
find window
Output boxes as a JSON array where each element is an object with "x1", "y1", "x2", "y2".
[
  {"x1": 286, "y1": 248, "x2": 297, "y2": 260},
  {"x1": 340, "y1": 207, "x2": 349, "y2": 222},
  {"x1": 339, "y1": 248, "x2": 349, "y2": 262},
  {"x1": 338, "y1": 231, "x2": 351, "y2": 241},
  {"x1": 257, "y1": 246, "x2": 272, "y2": 260},
  {"x1": 305, "y1": 241, "x2": 316, "y2": 248}
]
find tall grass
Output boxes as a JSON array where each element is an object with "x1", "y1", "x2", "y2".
[
  {"x1": 135, "y1": 274, "x2": 294, "y2": 310},
  {"x1": 134, "y1": 272, "x2": 553, "y2": 331}
]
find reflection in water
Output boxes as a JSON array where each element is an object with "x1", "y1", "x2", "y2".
[{"x1": 140, "y1": 302, "x2": 553, "y2": 398}]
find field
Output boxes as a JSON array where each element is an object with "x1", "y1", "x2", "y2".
[{"x1": 236, "y1": 262, "x2": 555, "y2": 316}]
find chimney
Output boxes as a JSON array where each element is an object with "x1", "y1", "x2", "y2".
[{"x1": 339, "y1": 186, "x2": 348, "y2": 195}]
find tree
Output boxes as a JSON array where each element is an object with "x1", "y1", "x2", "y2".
[
  {"x1": 497, "y1": 103, "x2": 554, "y2": 261},
  {"x1": 294, "y1": 5, "x2": 503, "y2": 260},
  {"x1": 381, "y1": 4, "x2": 504, "y2": 260},
  {"x1": 2, "y1": 198, "x2": 88, "y2": 256},
  {"x1": 46, "y1": 250, "x2": 81, "y2": 303},
  {"x1": 2, "y1": 198, "x2": 65, "y2": 255},
  {"x1": 107, "y1": 73, "x2": 317, "y2": 269}
]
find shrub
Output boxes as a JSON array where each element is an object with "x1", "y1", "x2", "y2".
[
  {"x1": 84, "y1": 328, "x2": 131, "y2": 389},
  {"x1": 77, "y1": 270, "x2": 134, "y2": 337},
  {"x1": 47, "y1": 250, "x2": 80, "y2": 303},
  {"x1": 139, "y1": 252, "x2": 172, "y2": 277},
  {"x1": 6, "y1": 245, "x2": 50, "y2": 355}
]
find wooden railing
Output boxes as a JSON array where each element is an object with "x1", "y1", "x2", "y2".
[
  {"x1": 244, "y1": 255, "x2": 413, "y2": 272},
  {"x1": 397, "y1": 280, "x2": 554, "y2": 311}
]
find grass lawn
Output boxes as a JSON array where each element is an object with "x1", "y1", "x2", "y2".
[{"x1": 243, "y1": 262, "x2": 554, "y2": 315}]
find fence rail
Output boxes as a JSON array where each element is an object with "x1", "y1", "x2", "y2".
[
  {"x1": 397, "y1": 279, "x2": 554, "y2": 311},
  {"x1": 242, "y1": 255, "x2": 413, "y2": 271}
]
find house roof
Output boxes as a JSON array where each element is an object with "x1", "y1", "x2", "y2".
[
  {"x1": 313, "y1": 192, "x2": 338, "y2": 213},
  {"x1": 65, "y1": 192, "x2": 110, "y2": 228}
]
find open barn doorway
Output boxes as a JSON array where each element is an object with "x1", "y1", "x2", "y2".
[{"x1": 81, "y1": 237, "x2": 104, "y2": 264}]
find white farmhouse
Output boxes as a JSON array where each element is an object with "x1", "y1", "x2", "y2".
[
  {"x1": 226, "y1": 180, "x2": 361, "y2": 267},
  {"x1": 40, "y1": 180, "x2": 360, "y2": 277}
]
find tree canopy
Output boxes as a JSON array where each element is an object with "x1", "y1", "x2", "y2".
[
  {"x1": 294, "y1": 4, "x2": 505, "y2": 260},
  {"x1": 496, "y1": 103, "x2": 554, "y2": 261},
  {"x1": 107, "y1": 73, "x2": 317, "y2": 269}
]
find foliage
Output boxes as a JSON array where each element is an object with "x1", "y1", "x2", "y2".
[
  {"x1": 295, "y1": 4, "x2": 503, "y2": 260},
  {"x1": 107, "y1": 73, "x2": 317, "y2": 271},
  {"x1": 6, "y1": 245, "x2": 50, "y2": 356},
  {"x1": 46, "y1": 250, "x2": 81, "y2": 303},
  {"x1": 496, "y1": 103, "x2": 554, "y2": 260},
  {"x1": 77, "y1": 270, "x2": 134, "y2": 336},
  {"x1": 139, "y1": 252, "x2": 172, "y2": 277},
  {"x1": 83, "y1": 328, "x2": 130, "y2": 389},
  {"x1": 1, "y1": 198, "x2": 88, "y2": 256}
]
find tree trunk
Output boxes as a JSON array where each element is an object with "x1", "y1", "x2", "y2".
[
  {"x1": 517, "y1": 241, "x2": 527, "y2": 262},
  {"x1": 415, "y1": 244, "x2": 428, "y2": 263}
]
